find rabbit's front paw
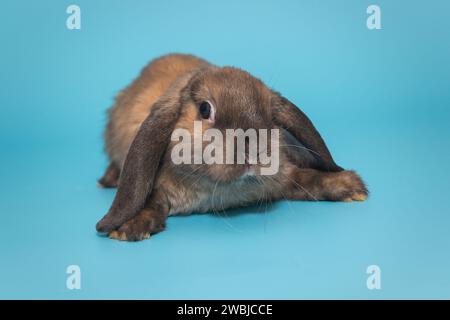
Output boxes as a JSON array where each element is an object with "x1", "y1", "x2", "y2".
[{"x1": 108, "y1": 209, "x2": 166, "y2": 242}]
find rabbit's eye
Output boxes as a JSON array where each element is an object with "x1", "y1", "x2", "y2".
[{"x1": 199, "y1": 101, "x2": 211, "y2": 119}]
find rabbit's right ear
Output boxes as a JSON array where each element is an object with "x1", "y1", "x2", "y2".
[
  {"x1": 272, "y1": 95, "x2": 343, "y2": 172},
  {"x1": 96, "y1": 77, "x2": 192, "y2": 233}
]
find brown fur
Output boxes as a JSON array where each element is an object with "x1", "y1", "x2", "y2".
[
  {"x1": 104, "y1": 54, "x2": 210, "y2": 168},
  {"x1": 97, "y1": 54, "x2": 368, "y2": 241}
]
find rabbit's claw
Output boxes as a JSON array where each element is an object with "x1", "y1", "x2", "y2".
[{"x1": 107, "y1": 208, "x2": 166, "y2": 242}]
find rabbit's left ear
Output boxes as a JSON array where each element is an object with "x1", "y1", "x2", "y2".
[
  {"x1": 96, "y1": 86, "x2": 186, "y2": 233},
  {"x1": 272, "y1": 95, "x2": 343, "y2": 172}
]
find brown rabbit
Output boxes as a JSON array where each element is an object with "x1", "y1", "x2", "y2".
[{"x1": 96, "y1": 54, "x2": 367, "y2": 241}]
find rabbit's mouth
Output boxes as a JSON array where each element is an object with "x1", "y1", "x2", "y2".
[
  {"x1": 239, "y1": 166, "x2": 257, "y2": 180},
  {"x1": 206, "y1": 163, "x2": 267, "y2": 184},
  {"x1": 215, "y1": 164, "x2": 248, "y2": 183}
]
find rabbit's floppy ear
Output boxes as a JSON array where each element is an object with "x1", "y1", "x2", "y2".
[
  {"x1": 272, "y1": 95, "x2": 343, "y2": 172},
  {"x1": 96, "y1": 76, "x2": 192, "y2": 233}
]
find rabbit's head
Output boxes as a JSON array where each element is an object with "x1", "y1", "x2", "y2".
[{"x1": 169, "y1": 67, "x2": 280, "y2": 183}]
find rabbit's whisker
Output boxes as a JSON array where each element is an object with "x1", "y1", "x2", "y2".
[
  {"x1": 175, "y1": 165, "x2": 203, "y2": 187},
  {"x1": 280, "y1": 172, "x2": 317, "y2": 201},
  {"x1": 260, "y1": 175, "x2": 297, "y2": 215},
  {"x1": 279, "y1": 144, "x2": 321, "y2": 157}
]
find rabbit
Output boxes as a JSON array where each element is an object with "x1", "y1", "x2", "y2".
[{"x1": 96, "y1": 53, "x2": 368, "y2": 241}]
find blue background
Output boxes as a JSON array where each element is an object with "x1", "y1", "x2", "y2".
[{"x1": 1, "y1": 0, "x2": 449, "y2": 299}]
